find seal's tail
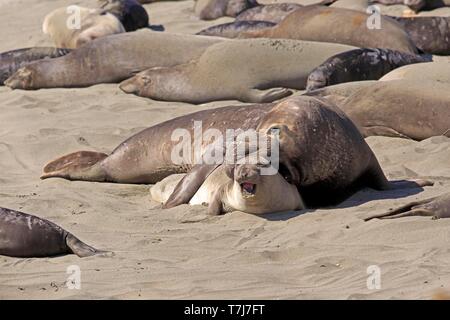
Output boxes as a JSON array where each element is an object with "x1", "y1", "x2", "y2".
[
  {"x1": 66, "y1": 233, "x2": 110, "y2": 258},
  {"x1": 40, "y1": 151, "x2": 108, "y2": 181}
]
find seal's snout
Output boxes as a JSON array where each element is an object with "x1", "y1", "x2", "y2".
[
  {"x1": 240, "y1": 182, "x2": 257, "y2": 197},
  {"x1": 119, "y1": 77, "x2": 140, "y2": 94}
]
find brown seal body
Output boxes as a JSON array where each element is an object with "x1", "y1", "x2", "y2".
[
  {"x1": 4, "y1": 31, "x2": 223, "y2": 89},
  {"x1": 240, "y1": 6, "x2": 418, "y2": 54},
  {"x1": 0, "y1": 207, "x2": 105, "y2": 258},
  {"x1": 235, "y1": 3, "x2": 303, "y2": 23},
  {"x1": 195, "y1": 0, "x2": 259, "y2": 20},
  {"x1": 196, "y1": 20, "x2": 276, "y2": 38}
]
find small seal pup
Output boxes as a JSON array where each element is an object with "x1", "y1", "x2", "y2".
[
  {"x1": 0, "y1": 47, "x2": 71, "y2": 84},
  {"x1": 0, "y1": 207, "x2": 105, "y2": 258},
  {"x1": 43, "y1": 6, "x2": 125, "y2": 49},
  {"x1": 364, "y1": 193, "x2": 450, "y2": 220},
  {"x1": 195, "y1": 0, "x2": 259, "y2": 20},
  {"x1": 151, "y1": 154, "x2": 304, "y2": 215},
  {"x1": 306, "y1": 48, "x2": 431, "y2": 91}
]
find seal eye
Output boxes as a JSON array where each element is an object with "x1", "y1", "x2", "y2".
[{"x1": 141, "y1": 76, "x2": 151, "y2": 85}]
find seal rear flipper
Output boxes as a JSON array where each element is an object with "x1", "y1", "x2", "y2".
[
  {"x1": 364, "y1": 197, "x2": 439, "y2": 221},
  {"x1": 244, "y1": 88, "x2": 292, "y2": 103},
  {"x1": 163, "y1": 164, "x2": 220, "y2": 209},
  {"x1": 66, "y1": 233, "x2": 108, "y2": 257},
  {"x1": 41, "y1": 151, "x2": 108, "y2": 181}
]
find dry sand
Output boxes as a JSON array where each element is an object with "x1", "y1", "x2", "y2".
[{"x1": 1, "y1": 0, "x2": 450, "y2": 299}]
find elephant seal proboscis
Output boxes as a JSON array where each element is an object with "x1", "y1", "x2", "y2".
[
  {"x1": 42, "y1": 6, "x2": 125, "y2": 49},
  {"x1": 195, "y1": 0, "x2": 259, "y2": 20},
  {"x1": 0, "y1": 207, "x2": 106, "y2": 258},
  {"x1": 4, "y1": 31, "x2": 223, "y2": 89},
  {"x1": 119, "y1": 38, "x2": 354, "y2": 103},
  {"x1": 239, "y1": 5, "x2": 418, "y2": 54},
  {"x1": 0, "y1": 47, "x2": 71, "y2": 85},
  {"x1": 196, "y1": 20, "x2": 276, "y2": 38},
  {"x1": 235, "y1": 3, "x2": 303, "y2": 23},
  {"x1": 364, "y1": 193, "x2": 450, "y2": 220},
  {"x1": 306, "y1": 48, "x2": 430, "y2": 91},
  {"x1": 339, "y1": 80, "x2": 450, "y2": 141},
  {"x1": 152, "y1": 153, "x2": 304, "y2": 215}
]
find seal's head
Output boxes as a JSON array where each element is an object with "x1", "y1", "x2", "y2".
[
  {"x1": 306, "y1": 68, "x2": 328, "y2": 91},
  {"x1": 4, "y1": 67, "x2": 34, "y2": 89}
]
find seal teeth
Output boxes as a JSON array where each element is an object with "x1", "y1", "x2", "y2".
[{"x1": 241, "y1": 182, "x2": 256, "y2": 195}]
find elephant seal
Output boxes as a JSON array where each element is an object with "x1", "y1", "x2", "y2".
[
  {"x1": 306, "y1": 48, "x2": 430, "y2": 91},
  {"x1": 119, "y1": 39, "x2": 354, "y2": 103},
  {"x1": 196, "y1": 20, "x2": 275, "y2": 38},
  {"x1": 380, "y1": 61, "x2": 450, "y2": 82},
  {"x1": 42, "y1": 6, "x2": 125, "y2": 49},
  {"x1": 387, "y1": 16, "x2": 450, "y2": 55},
  {"x1": 0, "y1": 47, "x2": 71, "y2": 84},
  {"x1": 370, "y1": 0, "x2": 450, "y2": 12},
  {"x1": 239, "y1": 6, "x2": 418, "y2": 54},
  {"x1": 4, "y1": 31, "x2": 223, "y2": 89},
  {"x1": 0, "y1": 207, "x2": 105, "y2": 258},
  {"x1": 235, "y1": 3, "x2": 303, "y2": 23},
  {"x1": 339, "y1": 80, "x2": 450, "y2": 140},
  {"x1": 99, "y1": 0, "x2": 149, "y2": 31},
  {"x1": 195, "y1": 0, "x2": 259, "y2": 20},
  {"x1": 364, "y1": 192, "x2": 450, "y2": 220},
  {"x1": 151, "y1": 154, "x2": 304, "y2": 215}
]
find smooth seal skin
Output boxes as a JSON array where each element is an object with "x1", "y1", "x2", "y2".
[
  {"x1": 239, "y1": 5, "x2": 418, "y2": 54},
  {"x1": 379, "y1": 61, "x2": 450, "y2": 82},
  {"x1": 0, "y1": 47, "x2": 71, "y2": 84},
  {"x1": 195, "y1": 0, "x2": 259, "y2": 20},
  {"x1": 196, "y1": 20, "x2": 276, "y2": 38},
  {"x1": 99, "y1": 0, "x2": 149, "y2": 31},
  {"x1": 119, "y1": 38, "x2": 354, "y2": 103},
  {"x1": 152, "y1": 154, "x2": 304, "y2": 215},
  {"x1": 364, "y1": 193, "x2": 450, "y2": 220},
  {"x1": 4, "y1": 31, "x2": 223, "y2": 89},
  {"x1": 306, "y1": 48, "x2": 431, "y2": 91},
  {"x1": 42, "y1": 6, "x2": 125, "y2": 49},
  {"x1": 339, "y1": 80, "x2": 450, "y2": 141},
  {"x1": 0, "y1": 207, "x2": 105, "y2": 258},
  {"x1": 235, "y1": 3, "x2": 303, "y2": 23}
]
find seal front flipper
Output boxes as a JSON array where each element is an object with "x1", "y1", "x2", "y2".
[
  {"x1": 208, "y1": 187, "x2": 226, "y2": 216},
  {"x1": 163, "y1": 164, "x2": 220, "y2": 209},
  {"x1": 244, "y1": 88, "x2": 292, "y2": 103},
  {"x1": 66, "y1": 233, "x2": 109, "y2": 257},
  {"x1": 41, "y1": 151, "x2": 108, "y2": 181}
]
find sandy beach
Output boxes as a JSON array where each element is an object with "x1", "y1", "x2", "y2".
[{"x1": 1, "y1": 0, "x2": 450, "y2": 299}]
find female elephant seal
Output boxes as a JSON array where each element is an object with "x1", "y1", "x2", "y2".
[
  {"x1": 41, "y1": 96, "x2": 431, "y2": 207},
  {"x1": 0, "y1": 207, "x2": 105, "y2": 258},
  {"x1": 0, "y1": 47, "x2": 71, "y2": 84},
  {"x1": 380, "y1": 61, "x2": 450, "y2": 83},
  {"x1": 339, "y1": 80, "x2": 450, "y2": 141},
  {"x1": 235, "y1": 3, "x2": 303, "y2": 23},
  {"x1": 195, "y1": 0, "x2": 259, "y2": 20},
  {"x1": 239, "y1": 6, "x2": 418, "y2": 54},
  {"x1": 152, "y1": 154, "x2": 304, "y2": 215},
  {"x1": 306, "y1": 48, "x2": 430, "y2": 91},
  {"x1": 196, "y1": 20, "x2": 276, "y2": 38},
  {"x1": 43, "y1": 6, "x2": 125, "y2": 49},
  {"x1": 119, "y1": 38, "x2": 354, "y2": 103},
  {"x1": 5, "y1": 31, "x2": 222, "y2": 89}
]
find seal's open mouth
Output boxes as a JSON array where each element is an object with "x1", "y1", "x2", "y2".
[{"x1": 241, "y1": 182, "x2": 257, "y2": 197}]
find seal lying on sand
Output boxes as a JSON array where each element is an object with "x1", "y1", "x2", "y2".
[
  {"x1": 306, "y1": 48, "x2": 430, "y2": 91},
  {"x1": 99, "y1": 0, "x2": 149, "y2": 31},
  {"x1": 338, "y1": 80, "x2": 450, "y2": 140},
  {"x1": 365, "y1": 193, "x2": 450, "y2": 220},
  {"x1": 195, "y1": 0, "x2": 259, "y2": 20},
  {"x1": 370, "y1": 0, "x2": 450, "y2": 12},
  {"x1": 0, "y1": 47, "x2": 71, "y2": 85},
  {"x1": 41, "y1": 96, "x2": 432, "y2": 207},
  {"x1": 379, "y1": 61, "x2": 450, "y2": 82},
  {"x1": 151, "y1": 154, "x2": 304, "y2": 215},
  {"x1": 43, "y1": 6, "x2": 125, "y2": 48},
  {"x1": 235, "y1": 3, "x2": 303, "y2": 23},
  {"x1": 239, "y1": 6, "x2": 418, "y2": 54},
  {"x1": 197, "y1": 20, "x2": 275, "y2": 38},
  {"x1": 4, "y1": 31, "x2": 223, "y2": 89},
  {"x1": 0, "y1": 207, "x2": 105, "y2": 258},
  {"x1": 119, "y1": 39, "x2": 354, "y2": 103}
]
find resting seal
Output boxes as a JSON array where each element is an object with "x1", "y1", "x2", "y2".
[
  {"x1": 369, "y1": 0, "x2": 450, "y2": 12},
  {"x1": 99, "y1": 0, "x2": 149, "y2": 31},
  {"x1": 379, "y1": 61, "x2": 450, "y2": 82},
  {"x1": 0, "y1": 207, "x2": 105, "y2": 258},
  {"x1": 195, "y1": 0, "x2": 259, "y2": 20},
  {"x1": 239, "y1": 6, "x2": 418, "y2": 54},
  {"x1": 306, "y1": 48, "x2": 430, "y2": 91},
  {"x1": 196, "y1": 20, "x2": 276, "y2": 38},
  {"x1": 152, "y1": 154, "x2": 304, "y2": 215},
  {"x1": 4, "y1": 31, "x2": 223, "y2": 89},
  {"x1": 42, "y1": 6, "x2": 125, "y2": 48},
  {"x1": 338, "y1": 80, "x2": 450, "y2": 140},
  {"x1": 0, "y1": 47, "x2": 71, "y2": 85},
  {"x1": 119, "y1": 38, "x2": 354, "y2": 103},
  {"x1": 235, "y1": 3, "x2": 303, "y2": 23}
]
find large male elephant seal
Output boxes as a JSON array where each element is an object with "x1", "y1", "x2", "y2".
[
  {"x1": 195, "y1": 0, "x2": 259, "y2": 20},
  {"x1": 119, "y1": 39, "x2": 354, "y2": 103},
  {"x1": 43, "y1": 6, "x2": 125, "y2": 49},
  {"x1": 41, "y1": 96, "x2": 432, "y2": 207},
  {"x1": 365, "y1": 192, "x2": 450, "y2": 220},
  {"x1": 239, "y1": 6, "x2": 418, "y2": 54},
  {"x1": 151, "y1": 154, "x2": 304, "y2": 215},
  {"x1": 4, "y1": 31, "x2": 223, "y2": 89},
  {"x1": 235, "y1": 3, "x2": 303, "y2": 23},
  {"x1": 306, "y1": 48, "x2": 430, "y2": 91},
  {"x1": 338, "y1": 80, "x2": 450, "y2": 140},
  {"x1": 379, "y1": 61, "x2": 450, "y2": 82},
  {"x1": 0, "y1": 207, "x2": 105, "y2": 258},
  {"x1": 0, "y1": 47, "x2": 71, "y2": 84},
  {"x1": 386, "y1": 16, "x2": 450, "y2": 55},
  {"x1": 196, "y1": 20, "x2": 276, "y2": 38}
]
